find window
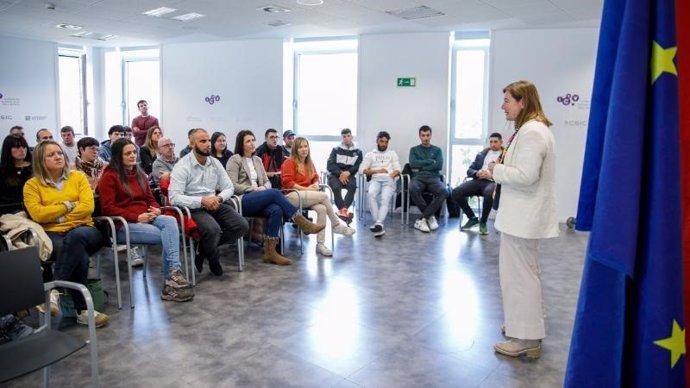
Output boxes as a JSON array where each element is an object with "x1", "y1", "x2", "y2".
[
  {"x1": 448, "y1": 35, "x2": 490, "y2": 186},
  {"x1": 122, "y1": 49, "x2": 160, "y2": 125},
  {"x1": 293, "y1": 38, "x2": 358, "y2": 172},
  {"x1": 58, "y1": 48, "x2": 86, "y2": 134}
]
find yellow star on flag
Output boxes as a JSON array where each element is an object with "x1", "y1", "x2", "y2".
[
  {"x1": 650, "y1": 40, "x2": 677, "y2": 84},
  {"x1": 653, "y1": 320, "x2": 686, "y2": 368}
]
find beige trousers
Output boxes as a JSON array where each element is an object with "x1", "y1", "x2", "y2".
[
  {"x1": 285, "y1": 191, "x2": 341, "y2": 243},
  {"x1": 499, "y1": 232, "x2": 546, "y2": 340}
]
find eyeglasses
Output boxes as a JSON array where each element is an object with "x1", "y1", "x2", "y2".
[{"x1": 160, "y1": 143, "x2": 175, "y2": 148}]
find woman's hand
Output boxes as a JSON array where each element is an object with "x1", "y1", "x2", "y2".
[{"x1": 148, "y1": 206, "x2": 161, "y2": 216}]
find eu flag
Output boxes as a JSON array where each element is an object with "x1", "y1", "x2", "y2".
[{"x1": 564, "y1": 0, "x2": 684, "y2": 386}]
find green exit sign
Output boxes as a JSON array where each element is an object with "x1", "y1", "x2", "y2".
[{"x1": 397, "y1": 77, "x2": 416, "y2": 87}]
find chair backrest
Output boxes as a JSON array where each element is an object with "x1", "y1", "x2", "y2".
[{"x1": 0, "y1": 247, "x2": 44, "y2": 316}]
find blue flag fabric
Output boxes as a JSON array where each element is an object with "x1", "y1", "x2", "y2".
[{"x1": 566, "y1": 0, "x2": 685, "y2": 386}]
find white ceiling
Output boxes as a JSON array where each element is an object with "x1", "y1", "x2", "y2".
[{"x1": 0, "y1": 0, "x2": 603, "y2": 46}]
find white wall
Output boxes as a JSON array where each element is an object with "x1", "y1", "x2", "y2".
[
  {"x1": 357, "y1": 33, "x2": 451, "y2": 165},
  {"x1": 161, "y1": 39, "x2": 284, "y2": 151},
  {"x1": 0, "y1": 36, "x2": 58, "y2": 143},
  {"x1": 490, "y1": 28, "x2": 599, "y2": 221}
]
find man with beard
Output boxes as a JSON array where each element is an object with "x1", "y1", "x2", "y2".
[
  {"x1": 169, "y1": 128, "x2": 248, "y2": 277},
  {"x1": 359, "y1": 131, "x2": 401, "y2": 237},
  {"x1": 255, "y1": 128, "x2": 287, "y2": 188}
]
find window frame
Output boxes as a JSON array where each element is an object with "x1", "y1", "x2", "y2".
[{"x1": 57, "y1": 47, "x2": 87, "y2": 135}]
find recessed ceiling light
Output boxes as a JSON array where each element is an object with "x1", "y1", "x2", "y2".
[
  {"x1": 172, "y1": 12, "x2": 205, "y2": 21},
  {"x1": 296, "y1": 0, "x2": 324, "y2": 5},
  {"x1": 56, "y1": 23, "x2": 82, "y2": 31},
  {"x1": 142, "y1": 7, "x2": 177, "y2": 17},
  {"x1": 259, "y1": 5, "x2": 291, "y2": 13}
]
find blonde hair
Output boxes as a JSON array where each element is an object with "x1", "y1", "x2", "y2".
[
  {"x1": 503, "y1": 80, "x2": 552, "y2": 129},
  {"x1": 143, "y1": 126, "x2": 162, "y2": 157},
  {"x1": 290, "y1": 137, "x2": 315, "y2": 177},
  {"x1": 32, "y1": 140, "x2": 71, "y2": 185}
]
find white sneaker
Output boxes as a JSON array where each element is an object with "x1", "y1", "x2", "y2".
[
  {"x1": 37, "y1": 289, "x2": 60, "y2": 316},
  {"x1": 315, "y1": 243, "x2": 333, "y2": 257},
  {"x1": 76, "y1": 309, "x2": 109, "y2": 328},
  {"x1": 333, "y1": 224, "x2": 356, "y2": 236},
  {"x1": 129, "y1": 246, "x2": 144, "y2": 267},
  {"x1": 414, "y1": 218, "x2": 430, "y2": 233},
  {"x1": 428, "y1": 216, "x2": 439, "y2": 231}
]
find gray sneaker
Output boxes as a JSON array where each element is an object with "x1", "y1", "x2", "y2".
[
  {"x1": 166, "y1": 268, "x2": 191, "y2": 289},
  {"x1": 129, "y1": 247, "x2": 144, "y2": 267},
  {"x1": 161, "y1": 285, "x2": 194, "y2": 302}
]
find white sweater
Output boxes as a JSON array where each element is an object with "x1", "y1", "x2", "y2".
[{"x1": 359, "y1": 148, "x2": 401, "y2": 182}]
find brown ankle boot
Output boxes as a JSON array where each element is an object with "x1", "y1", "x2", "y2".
[
  {"x1": 292, "y1": 214, "x2": 325, "y2": 235},
  {"x1": 263, "y1": 238, "x2": 292, "y2": 265}
]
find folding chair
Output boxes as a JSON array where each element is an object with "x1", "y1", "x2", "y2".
[{"x1": 0, "y1": 247, "x2": 100, "y2": 387}]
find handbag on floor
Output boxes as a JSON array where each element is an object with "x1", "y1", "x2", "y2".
[{"x1": 58, "y1": 279, "x2": 108, "y2": 317}]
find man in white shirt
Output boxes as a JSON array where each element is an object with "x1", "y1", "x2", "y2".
[
  {"x1": 360, "y1": 131, "x2": 401, "y2": 237},
  {"x1": 452, "y1": 132, "x2": 504, "y2": 235},
  {"x1": 169, "y1": 128, "x2": 249, "y2": 277},
  {"x1": 60, "y1": 126, "x2": 79, "y2": 167}
]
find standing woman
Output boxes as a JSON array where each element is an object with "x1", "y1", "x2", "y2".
[
  {"x1": 98, "y1": 139, "x2": 193, "y2": 302},
  {"x1": 0, "y1": 135, "x2": 33, "y2": 214},
  {"x1": 227, "y1": 130, "x2": 324, "y2": 265},
  {"x1": 281, "y1": 137, "x2": 355, "y2": 257},
  {"x1": 485, "y1": 80, "x2": 558, "y2": 358},
  {"x1": 211, "y1": 131, "x2": 233, "y2": 169},
  {"x1": 23, "y1": 140, "x2": 109, "y2": 327},
  {"x1": 139, "y1": 126, "x2": 162, "y2": 175}
]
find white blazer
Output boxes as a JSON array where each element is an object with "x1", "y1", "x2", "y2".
[{"x1": 493, "y1": 119, "x2": 558, "y2": 239}]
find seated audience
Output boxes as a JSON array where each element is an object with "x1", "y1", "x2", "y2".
[
  {"x1": 255, "y1": 128, "x2": 287, "y2": 189},
  {"x1": 60, "y1": 126, "x2": 78, "y2": 167},
  {"x1": 99, "y1": 125, "x2": 126, "y2": 162},
  {"x1": 98, "y1": 139, "x2": 193, "y2": 302},
  {"x1": 408, "y1": 125, "x2": 448, "y2": 233},
  {"x1": 0, "y1": 135, "x2": 32, "y2": 214},
  {"x1": 227, "y1": 130, "x2": 324, "y2": 265},
  {"x1": 211, "y1": 131, "x2": 233, "y2": 168},
  {"x1": 326, "y1": 128, "x2": 362, "y2": 223},
  {"x1": 281, "y1": 137, "x2": 355, "y2": 257},
  {"x1": 75, "y1": 137, "x2": 108, "y2": 190},
  {"x1": 23, "y1": 140, "x2": 109, "y2": 327},
  {"x1": 151, "y1": 136, "x2": 178, "y2": 187},
  {"x1": 139, "y1": 126, "x2": 162, "y2": 175},
  {"x1": 359, "y1": 131, "x2": 401, "y2": 237},
  {"x1": 179, "y1": 128, "x2": 195, "y2": 158},
  {"x1": 452, "y1": 132, "x2": 503, "y2": 235},
  {"x1": 168, "y1": 128, "x2": 249, "y2": 276}
]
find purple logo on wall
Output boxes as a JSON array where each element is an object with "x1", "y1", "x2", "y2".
[
  {"x1": 205, "y1": 94, "x2": 220, "y2": 105},
  {"x1": 557, "y1": 93, "x2": 579, "y2": 106}
]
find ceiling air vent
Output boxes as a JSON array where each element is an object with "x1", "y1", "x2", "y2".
[
  {"x1": 385, "y1": 5, "x2": 445, "y2": 20},
  {"x1": 267, "y1": 20, "x2": 291, "y2": 27}
]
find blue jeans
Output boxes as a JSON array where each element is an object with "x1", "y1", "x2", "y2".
[
  {"x1": 48, "y1": 225, "x2": 102, "y2": 312},
  {"x1": 116, "y1": 215, "x2": 181, "y2": 277},
  {"x1": 241, "y1": 189, "x2": 298, "y2": 238}
]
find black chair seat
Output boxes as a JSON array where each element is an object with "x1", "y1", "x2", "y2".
[{"x1": 0, "y1": 329, "x2": 86, "y2": 383}]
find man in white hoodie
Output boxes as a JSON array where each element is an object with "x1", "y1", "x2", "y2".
[{"x1": 360, "y1": 131, "x2": 401, "y2": 237}]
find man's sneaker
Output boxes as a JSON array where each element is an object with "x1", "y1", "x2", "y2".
[
  {"x1": 494, "y1": 339, "x2": 541, "y2": 359},
  {"x1": 479, "y1": 222, "x2": 488, "y2": 235},
  {"x1": 166, "y1": 268, "x2": 191, "y2": 289},
  {"x1": 76, "y1": 310, "x2": 109, "y2": 328},
  {"x1": 461, "y1": 217, "x2": 479, "y2": 230},
  {"x1": 36, "y1": 289, "x2": 60, "y2": 316},
  {"x1": 161, "y1": 285, "x2": 194, "y2": 302},
  {"x1": 333, "y1": 224, "x2": 356, "y2": 236},
  {"x1": 428, "y1": 216, "x2": 440, "y2": 231},
  {"x1": 372, "y1": 223, "x2": 385, "y2": 237},
  {"x1": 414, "y1": 218, "x2": 430, "y2": 233},
  {"x1": 315, "y1": 243, "x2": 333, "y2": 257},
  {"x1": 338, "y1": 208, "x2": 349, "y2": 218},
  {"x1": 369, "y1": 224, "x2": 377, "y2": 232},
  {"x1": 129, "y1": 247, "x2": 144, "y2": 267}
]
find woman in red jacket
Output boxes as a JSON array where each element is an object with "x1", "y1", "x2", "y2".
[
  {"x1": 281, "y1": 137, "x2": 355, "y2": 257},
  {"x1": 97, "y1": 138, "x2": 193, "y2": 302}
]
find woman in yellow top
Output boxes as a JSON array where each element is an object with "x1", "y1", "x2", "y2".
[{"x1": 23, "y1": 140, "x2": 109, "y2": 328}]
